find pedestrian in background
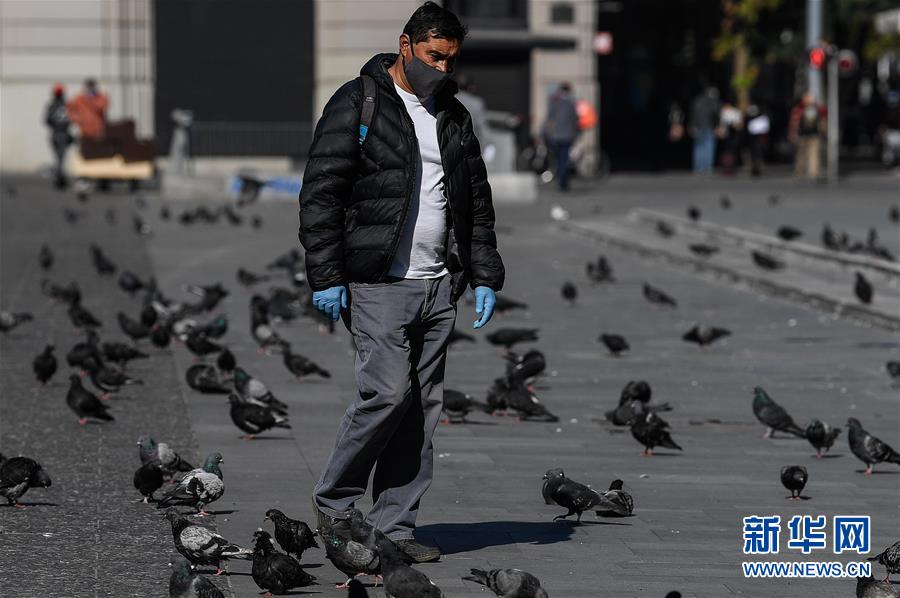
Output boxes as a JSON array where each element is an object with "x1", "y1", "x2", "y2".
[
  {"x1": 718, "y1": 97, "x2": 743, "y2": 176},
  {"x1": 541, "y1": 82, "x2": 580, "y2": 191},
  {"x1": 66, "y1": 78, "x2": 108, "y2": 140},
  {"x1": 456, "y1": 74, "x2": 494, "y2": 164},
  {"x1": 689, "y1": 86, "x2": 721, "y2": 174},
  {"x1": 44, "y1": 83, "x2": 73, "y2": 189},
  {"x1": 789, "y1": 91, "x2": 826, "y2": 181},
  {"x1": 743, "y1": 103, "x2": 769, "y2": 177}
]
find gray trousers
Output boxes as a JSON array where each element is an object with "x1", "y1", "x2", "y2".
[{"x1": 313, "y1": 274, "x2": 456, "y2": 540}]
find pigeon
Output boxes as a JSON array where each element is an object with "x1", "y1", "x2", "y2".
[
  {"x1": 140, "y1": 302, "x2": 159, "y2": 328},
  {"x1": 887, "y1": 361, "x2": 900, "y2": 385},
  {"x1": 751, "y1": 250, "x2": 785, "y2": 271},
  {"x1": 160, "y1": 205, "x2": 172, "y2": 221},
  {"x1": 377, "y1": 534, "x2": 443, "y2": 597},
  {"x1": 67, "y1": 329, "x2": 102, "y2": 369},
  {"x1": 83, "y1": 357, "x2": 144, "y2": 395},
  {"x1": 752, "y1": 387, "x2": 806, "y2": 438},
  {"x1": 642, "y1": 283, "x2": 677, "y2": 307},
  {"x1": 806, "y1": 419, "x2": 841, "y2": 457},
  {"x1": 347, "y1": 579, "x2": 370, "y2": 597},
  {"x1": 39, "y1": 244, "x2": 54, "y2": 270},
  {"x1": 89, "y1": 244, "x2": 117, "y2": 276},
  {"x1": 319, "y1": 523, "x2": 380, "y2": 588},
  {"x1": 504, "y1": 379, "x2": 559, "y2": 422},
  {"x1": 656, "y1": 220, "x2": 675, "y2": 238},
  {"x1": 777, "y1": 226, "x2": 803, "y2": 241},
  {"x1": 0, "y1": 310, "x2": 34, "y2": 333},
  {"x1": 266, "y1": 249, "x2": 302, "y2": 272},
  {"x1": 233, "y1": 368, "x2": 288, "y2": 414},
  {"x1": 847, "y1": 418, "x2": 900, "y2": 475},
  {"x1": 265, "y1": 508, "x2": 319, "y2": 561},
  {"x1": 605, "y1": 399, "x2": 671, "y2": 427},
  {"x1": 630, "y1": 410, "x2": 682, "y2": 456},
  {"x1": 185, "y1": 364, "x2": 231, "y2": 394},
  {"x1": 485, "y1": 377, "x2": 511, "y2": 414},
  {"x1": 157, "y1": 452, "x2": 225, "y2": 515},
  {"x1": 118, "y1": 311, "x2": 150, "y2": 341},
  {"x1": 165, "y1": 508, "x2": 252, "y2": 574},
  {"x1": 137, "y1": 436, "x2": 194, "y2": 479},
  {"x1": 168, "y1": 559, "x2": 225, "y2": 598},
  {"x1": 688, "y1": 243, "x2": 719, "y2": 258},
  {"x1": 63, "y1": 206, "x2": 85, "y2": 224},
  {"x1": 228, "y1": 394, "x2": 291, "y2": 439},
  {"x1": 118, "y1": 270, "x2": 146, "y2": 295},
  {"x1": 619, "y1": 380, "x2": 652, "y2": 404},
  {"x1": 485, "y1": 328, "x2": 539, "y2": 350},
  {"x1": 32, "y1": 344, "x2": 57, "y2": 385},
  {"x1": 561, "y1": 282, "x2": 577, "y2": 305},
  {"x1": 185, "y1": 330, "x2": 224, "y2": 358},
  {"x1": 599, "y1": 333, "x2": 629, "y2": 356},
  {"x1": 541, "y1": 468, "x2": 628, "y2": 522},
  {"x1": 185, "y1": 283, "x2": 229, "y2": 313},
  {"x1": 780, "y1": 465, "x2": 807, "y2": 500},
  {"x1": 100, "y1": 341, "x2": 148, "y2": 367},
  {"x1": 151, "y1": 323, "x2": 172, "y2": 348},
  {"x1": 822, "y1": 223, "x2": 843, "y2": 251},
  {"x1": 868, "y1": 541, "x2": 900, "y2": 583},
  {"x1": 504, "y1": 349, "x2": 546, "y2": 384},
  {"x1": 596, "y1": 479, "x2": 634, "y2": 517},
  {"x1": 133, "y1": 461, "x2": 164, "y2": 502},
  {"x1": 856, "y1": 575, "x2": 900, "y2": 597},
  {"x1": 586, "y1": 255, "x2": 615, "y2": 283},
  {"x1": 687, "y1": 206, "x2": 701, "y2": 221},
  {"x1": 462, "y1": 568, "x2": 549, "y2": 598},
  {"x1": 251, "y1": 530, "x2": 317, "y2": 594},
  {"x1": 68, "y1": 301, "x2": 103, "y2": 330},
  {"x1": 66, "y1": 374, "x2": 113, "y2": 424},
  {"x1": 265, "y1": 288, "x2": 305, "y2": 321},
  {"x1": 854, "y1": 272, "x2": 873, "y2": 305},
  {"x1": 442, "y1": 389, "x2": 491, "y2": 423},
  {"x1": 237, "y1": 268, "x2": 271, "y2": 286},
  {"x1": 283, "y1": 344, "x2": 331, "y2": 379},
  {"x1": 198, "y1": 314, "x2": 228, "y2": 339},
  {"x1": 216, "y1": 348, "x2": 236, "y2": 374},
  {"x1": 41, "y1": 279, "x2": 81, "y2": 304},
  {"x1": 0, "y1": 456, "x2": 52, "y2": 506},
  {"x1": 682, "y1": 325, "x2": 731, "y2": 346}
]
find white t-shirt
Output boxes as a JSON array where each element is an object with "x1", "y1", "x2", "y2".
[{"x1": 388, "y1": 83, "x2": 449, "y2": 280}]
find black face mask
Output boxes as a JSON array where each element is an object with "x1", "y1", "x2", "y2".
[{"x1": 402, "y1": 52, "x2": 451, "y2": 101}]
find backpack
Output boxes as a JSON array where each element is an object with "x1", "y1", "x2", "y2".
[{"x1": 358, "y1": 75, "x2": 377, "y2": 146}]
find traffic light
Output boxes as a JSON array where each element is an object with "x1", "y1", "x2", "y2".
[{"x1": 809, "y1": 46, "x2": 826, "y2": 70}]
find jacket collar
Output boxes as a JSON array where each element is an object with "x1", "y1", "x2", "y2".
[{"x1": 360, "y1": 53, "x2": 459, "y2": 105}]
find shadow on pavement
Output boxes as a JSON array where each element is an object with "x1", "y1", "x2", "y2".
[{"x1": 417, "y1": 520, "x2": 575, "y2": 554}]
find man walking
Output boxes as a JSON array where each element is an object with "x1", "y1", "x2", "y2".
[
  {"x1": 299, "y1": 2, "x2": 505, "y2": 563},
  {"x1": 541, "y1": 83, "x2": 580, "y2": 191},
  {"x1": 789, "y1": 91, "x2": 826, "y2": 181},
  {"x1": 689, "y1": 86, "x2": 721, "y2": 174},
  {"x1": 44, "y1": 83, "x2": 73, "y2": 189}
]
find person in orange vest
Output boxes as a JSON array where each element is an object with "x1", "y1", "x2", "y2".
[{"x1": 66, "y1": 78, "x2": 109, "y2": 140}]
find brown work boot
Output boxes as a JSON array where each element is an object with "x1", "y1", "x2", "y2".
[{"x1": 395, "y1": 539, "x2": 441, "y2": 563}]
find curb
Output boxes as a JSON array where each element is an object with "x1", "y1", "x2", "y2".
[{"x1": 558, "y1": 220, "x2": 900, "y2": 332}]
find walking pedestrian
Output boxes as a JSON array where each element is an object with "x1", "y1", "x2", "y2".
[
  {"x1": 789, "y1": 91, "x2": 826, "y2": 181},
  {"x1": 689, "y1": 86, "x2": 721, "y2": 174},
  {"x1": 541, "y1": 83, "x2": 580, "y2": 191},
  {"x1": 44, "y1": 83, "x2": 73, "y2": 189},
  {"x1": 299, "y1": 1, "x2": 505, "y2": 564},
  {"x1": 66, "y1": 78, "x2": 109, "y2": 140},
  {"x1": 718, "y1": 97, "x2": 743, "y2": 176},
  {"x1": 743, "y1": 103, "x2": 769, "y2": 176}
]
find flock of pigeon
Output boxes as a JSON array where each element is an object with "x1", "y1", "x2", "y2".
[{"x1": 1, "y1": 184, "x2": 899, "y2": 598}]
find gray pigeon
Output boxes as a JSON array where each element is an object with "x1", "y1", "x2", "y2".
[
  {"x1": 157, "y1": 453, "x2": 225, "y2": 515},
  {"x1": 168, "y1": 559, "x2": 224, "y2": 598},
  {"x1": 856, "y1": 575, "x2": 900, "y2": 597},
  {"x1": 805, "y1": 419, "x2": 841, "y2": 457},
  {"x1": 868, "y1": 541, "x2": 900, "y2": 582},
  {"x1": 462, "y1": 568, "x2": 549, "y2": 598},
  {"x1": 596, "y1": 479, "x2": 634, "y2": 517},
  {"x1": 165, "y1": 509, "x2": 252, "y2": 575},
  {"x1": 137, "y1": 436, "x2": 194, "y2": 479},
  {"x1": 0, "y1": 456, "x2": 52, "y2": 506},
  {"x1": 319, "y1": 523, "x2": 380, "y2": 588},
  {"x1": 542, "y1": 468, "x2": 628, "y2": 522},
  {"x1": 847, "y1": 418, "x2": 900, "y2": 475},
  {"x1": 752, "y1": 387, "x2": 805, "y2": 438}
]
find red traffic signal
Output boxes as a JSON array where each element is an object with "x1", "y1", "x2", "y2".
[{"x1": 809, "y1": 47, "x2": 826, "y2": 70}]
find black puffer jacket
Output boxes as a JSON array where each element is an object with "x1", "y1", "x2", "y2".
[{"x1": 298, "y1": 53, "x2": 505, "y2": 302}]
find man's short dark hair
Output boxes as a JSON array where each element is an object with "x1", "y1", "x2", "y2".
[{"x1": 403, "y1": 1, "x2": 467, "y2": 44}]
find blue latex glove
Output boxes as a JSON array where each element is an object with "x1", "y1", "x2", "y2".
[
  {"x1": 473, "y1": 286, "x2": 496, "y2": 329},
  {"x1": 312, "y1": 285, "x2": 347, "y2": 321}
]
